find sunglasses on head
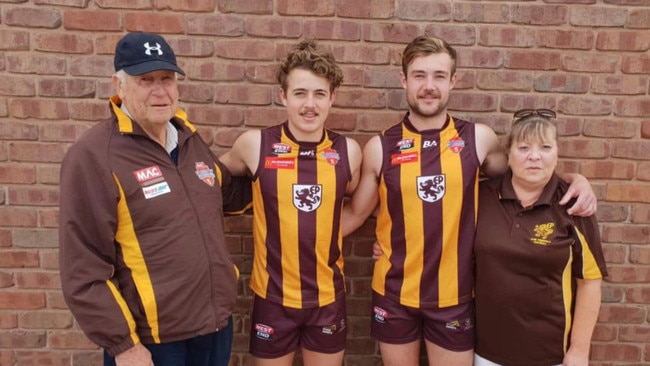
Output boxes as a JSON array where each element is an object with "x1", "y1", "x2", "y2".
[{"x1": 513, "y1": 109, "x2": 557, "y2": 120}]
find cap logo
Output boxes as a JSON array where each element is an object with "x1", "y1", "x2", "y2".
[{"x1": 144, "y1": 42, "x2": 163, "y2": 56}]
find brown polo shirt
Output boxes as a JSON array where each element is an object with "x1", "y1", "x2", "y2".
[{"x1": 474, "y1": 171, "x2": 607, "y2": 366}]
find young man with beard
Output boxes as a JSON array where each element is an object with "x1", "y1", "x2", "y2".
[{"x1": 341, "y1": 36, "x2": 596, "y2": 366}]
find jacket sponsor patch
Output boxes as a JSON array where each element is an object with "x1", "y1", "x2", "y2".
[
  {"x1": 194, "y1": 162, "x2": 215, "y2": 187},
  {"x1": 133, "y1": 165, "x2": 164, "y2": 187},
  {"x1": 134, "y1": 165, "x2": 171, "y2": 199},
  {"x1": 265, "y1": 157, "x2": 295, "y2": 169},
  {"x1": 255, "y1": 323, "x2": 274, "y2": 340},
  {"x1": 142, "y1": 182, "x2": 171, "y2": 199}
]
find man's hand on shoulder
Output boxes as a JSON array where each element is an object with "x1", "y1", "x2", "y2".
[
  {"x1": 115, "y1": 343, "x2": 154, "y2": 366},
  {"x1": 559, "y1": 173, "x2": 597, "y2": 217}
]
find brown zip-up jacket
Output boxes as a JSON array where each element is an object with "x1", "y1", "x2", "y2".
[{"x1": 59, "y1": 96, "x2": 250, "y2": 356}]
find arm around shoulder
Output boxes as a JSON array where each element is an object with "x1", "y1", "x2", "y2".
[
  {"x1": 341, "y1": 136, "x2": 382, "y2": 236},
  {"x1": 345, "y1": 137, "x2": 363, "y2": 195},
  {"x1": 474, "y1": 123, "x2": 507, "y2": 177},
  {"x1": 558, "y1": 173, "x2": 596, "y2": 217},
  {"x1": 219, "y1": 129, "x2": 261, "y2": 177}
]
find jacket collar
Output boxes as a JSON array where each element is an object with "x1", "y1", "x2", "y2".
[{"x1": 109, "y1": 95, "x2": 197, "y2": 135}]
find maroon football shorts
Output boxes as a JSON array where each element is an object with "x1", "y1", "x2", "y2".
[
  {"x1": 249, "y1": 294, "x2": 347, "y2": 358},
  {"x1": 371, "y1": 291, "x2": 474, "y2": 351}
]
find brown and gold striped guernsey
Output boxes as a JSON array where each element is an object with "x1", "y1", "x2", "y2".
[
  {"x1": 250, "y1": 122, "x2": 351, "y2": 309},
  {"x1": 373, "y1": 113, "x2": 480, "y2": 308}
]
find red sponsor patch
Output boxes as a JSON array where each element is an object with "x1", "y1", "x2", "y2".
[
  {"x1": 265, "y1": 157, "x2": 296, "y2": 169},
  {"x1": 391, "y1": 151, "x2": 418, "y2": 165},
  {"x1": 133, "y1": 165, "x2": 164, "y2": 186}
]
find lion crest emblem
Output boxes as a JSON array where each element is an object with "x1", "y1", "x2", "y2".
[
  {"x1": 293, "y1": 184, "x2": 322, "y2": 212},
  {"x1": 417, "y1": 175, "x2": 445, "y2": 203}
]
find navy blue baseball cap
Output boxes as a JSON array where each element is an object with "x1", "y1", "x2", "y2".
[{"x1": 114, "y1": 32, "x2": 185, "y2": 76}]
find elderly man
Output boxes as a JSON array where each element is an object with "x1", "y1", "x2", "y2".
[{"x1": 59, "y1": 32, "x2": 249, "y2": 366}]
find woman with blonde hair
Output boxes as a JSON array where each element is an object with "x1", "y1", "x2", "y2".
[{"x1": 474, "y1": 109, "x2": 608, "y2": 366}]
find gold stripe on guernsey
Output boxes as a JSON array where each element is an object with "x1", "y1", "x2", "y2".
[
  {"x1": 250, "y1": 180, "x2": 270, "y2": 296},
  {"x1": 113, "y1": 173, "x2": 161, "y2": 343},
  {"x1": 106, "y1": 279, "x2": 140, "y2": 345},
  {"x1": 399, "y1": 127, "x2": 424, "y2": 304},
  {"x1": 277, "y1": 132, "x2": 301, "y2": 307},
  {"x1": 561, "y1": 249, "x2": 574, "y2": 353},
  {"x1": 437, "y1": 117, "x2": 463, "y2": 307},
  {"x1": 374, "y1": 176, "x2": 391, "y2": 294},
  {"x1": 316, "y1": 138, "x2": 338, "y2": 306},
  {"x1": 575, "y1": 227, "x2": 603, "y2": 279}
]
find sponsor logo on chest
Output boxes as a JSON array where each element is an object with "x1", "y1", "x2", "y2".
[{"x1": 133, "y1": 165, "x2": 171, "y2": 199}]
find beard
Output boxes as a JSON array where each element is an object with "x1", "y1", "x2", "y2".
[{"x1": 407, "y1": 94, "x2": 448, "y2": 119}]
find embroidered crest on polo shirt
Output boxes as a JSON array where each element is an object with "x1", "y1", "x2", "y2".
[
  {"x1": 254, "y1": 323, "x2": 274, "y2": 340},
  {"x1": 293, "y1": 184, "x2": 322, "y2": 212},
  {"x1": 373, "y1": 306, "x2": 388, "y2": 323},
  {"x1": 133, "y1": 165, "x2": 171, "y2": 199},
  {"x1": 417, "y1": 175, "x2": 446, "y2": 203},
  {"x1": 531, "y1": 222, "x2": 555, "y2": 245},
  {"x1": 195, "y1": 162, "x2": 215, "y2": 187},
  {"x1": 447, "y1": 136, "x2": 465, "y2": 153}
]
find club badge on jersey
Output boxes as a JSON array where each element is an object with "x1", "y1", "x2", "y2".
[
  {"x1": 417, "y1": 174, "x2": 446, "y2": 203},
  {"x1": 293, "y1": 184, "x2": 322, "y2": 212}
]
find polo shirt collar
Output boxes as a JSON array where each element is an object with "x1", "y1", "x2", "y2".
[{"x1": 498, "y1": 169, "x2": 561, "y2": 207}]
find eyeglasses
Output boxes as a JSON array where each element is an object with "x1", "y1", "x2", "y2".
[{"x1": 513, "y1": 109, "x2": 556, "y2": 120}]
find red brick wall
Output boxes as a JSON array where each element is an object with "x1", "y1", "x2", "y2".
[{"x1": 0, "y1": 1, "x2": 648, "y2": 365}]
